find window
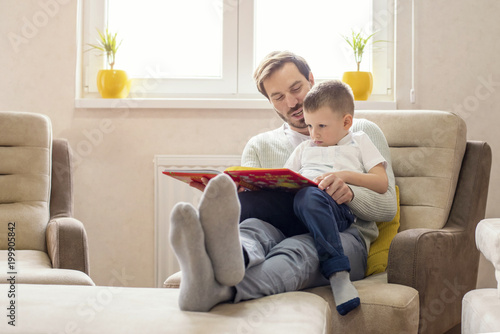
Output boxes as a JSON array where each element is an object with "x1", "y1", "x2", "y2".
[
  {"x1": 79, "y1": 0, "x2": 395, "y2": 102},
  {"x1": 108, "y1": 1, "x2": 224, "y2": 79}
]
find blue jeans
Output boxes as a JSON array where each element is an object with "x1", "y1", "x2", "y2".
[
  {"x1": 239, "y1": 187, "x2": 355, "y2": 278},
  {"x1": 235, "y1": 219, "x2": 366, "y2": 302}
]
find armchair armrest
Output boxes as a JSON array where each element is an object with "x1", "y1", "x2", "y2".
[
  {"x1": 46, "y1": 217, "x2": 90, "y2": 276},
  {"x1": 388, "y1": 226, "x2": 473, "y2": 332},
  {"x1": 51, "y1": 138, "x2": 74, "y2": 219},
  {"x1": 387, "y1": 141, "x2": 492, "y2": 333}
]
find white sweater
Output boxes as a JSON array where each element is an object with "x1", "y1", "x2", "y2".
[{"x1": 241, "y1": 118, "x2": 398, "y2": 252}]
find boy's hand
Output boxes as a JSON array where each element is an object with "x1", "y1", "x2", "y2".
[{"x1": 315, "y1": 173, "x2": 353, "y2": 204}]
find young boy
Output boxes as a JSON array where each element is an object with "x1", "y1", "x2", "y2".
[
  {"x1": 286, "y1": 79, "x2": 388, "y2": 314},
  {"x1": 286, "y1": 80, "x2": 388, "y2": 195},
  {"x1": 240, "y1": 79, "x2": 388, "y2": 315}
]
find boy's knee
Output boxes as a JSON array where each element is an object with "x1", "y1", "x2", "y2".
[
  {"x1": 294, "y1": 187, "x2": 324, "y2": 212},
  {"x1": 296, "y1": 187, "x2": 328, "y2": 202}
]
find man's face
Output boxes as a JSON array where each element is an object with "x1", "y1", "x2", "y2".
[{"x1": 262, "y1": 62, "x2": 314, "y2": 135}]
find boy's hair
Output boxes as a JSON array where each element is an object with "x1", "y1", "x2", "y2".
[
  {"x1": 303, "y1": 80, "x2": 355, "y2": 116},
  {"x1": 253, "y1": 51, "x2": 311, "y2": 100}
]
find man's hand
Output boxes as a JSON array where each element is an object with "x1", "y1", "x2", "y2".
[
  {"x1": 189, "y1": 177, "x2": 245, "y2": 193},
  {"x1": 189, "y1": 177, "x2": 209, "y2": 192},
  {"x1": 314, "y1": 173, "x2": 354, "y2": 204}
]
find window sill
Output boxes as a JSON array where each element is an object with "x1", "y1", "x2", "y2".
[{"x1": 75, "y1": 97, "x2": 396, "y2": 110}]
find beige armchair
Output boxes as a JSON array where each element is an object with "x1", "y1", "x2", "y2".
[
  {"x1": 0, "y1": 111, "x2": 93, "y2": 285},
  {"x1": 165, "y1": 110, "x2": 492, "y2": 333}
]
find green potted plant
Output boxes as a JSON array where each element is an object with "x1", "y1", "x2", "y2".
[
  {"x1": 341, "y1": 29, "x2": 384, "y2": 101},
  {"x1": 87, "y1": 28, "x2": 131, "y2": 99}
]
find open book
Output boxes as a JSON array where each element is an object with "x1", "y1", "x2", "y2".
[{"x1": 162, "y1": 166, "x2": 318, "y2": 192}]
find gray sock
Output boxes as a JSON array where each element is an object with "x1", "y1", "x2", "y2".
[
  {"x1": 198, "y1": 174, "x2": 245, "y2": 286},
  {"x1": 329, "y1": 270, "x2": 360, "y2": 316},
  {"x1": 169, "y1": 202, "x2": 234, "y2": 312}
]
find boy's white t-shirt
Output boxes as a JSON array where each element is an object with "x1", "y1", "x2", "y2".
[{"x1": 284, "y1": 130, "x2": 387, "y2": 181}]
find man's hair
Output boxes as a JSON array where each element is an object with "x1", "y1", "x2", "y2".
[
  {"x1": 303, "y1": 80, "x2": 355, "y2": 116},
  {"x1": 253, "y1": 51, "x2": 311, "y2": 99}
]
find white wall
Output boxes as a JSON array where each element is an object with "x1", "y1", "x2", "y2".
[
  {"x1": 396, "y1": 0, "x2": 500, "y2": 287},
  {"x1": 0, "y1": 0, "x2": 497, "y2": 288}
]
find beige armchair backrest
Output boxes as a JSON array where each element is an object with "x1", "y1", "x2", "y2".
[
  {"x1": 0, "y1": 111, "x2": 52, "y2": 251},
  {"x1": 356, "y1": 110, "x2": 467, "y2": 231}
]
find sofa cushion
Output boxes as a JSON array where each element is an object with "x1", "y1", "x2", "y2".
[
  {"x1": 0, "y1": 250, "x2": 94, "y2": 286},
  {"x1": 164, "y1": 273, "x2": 419, "y2": 333},
  {"x1": 0, "y1": 284, "x2": 331, "y2": 334},
  {"x1": 306, "y1": 273, "x2": 419, "y2": 333},
  {"x1": 0, "y1": 112, "x2": 52, "y2": 252},
  {"x1": 164, "y1": 270, "x2": 182, "y2": 288},
  {"x1": 366, "y1": 186, "x2": 400, "y2": 276},
  {"x1": 356, "y1": 110, "x2": 466, "y2": 231}
]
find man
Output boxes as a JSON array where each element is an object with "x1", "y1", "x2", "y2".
[{"x1": 169, "y1": 51, "x2": 397, "y2": 312}]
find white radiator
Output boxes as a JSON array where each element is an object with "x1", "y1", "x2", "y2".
[{"x1": 153, "y1": 155, "x2": 241, "y2": 287}]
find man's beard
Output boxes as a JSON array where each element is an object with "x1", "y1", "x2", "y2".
[{"x1": 274, "y1": 104, "x2": 308, "y2": 130}]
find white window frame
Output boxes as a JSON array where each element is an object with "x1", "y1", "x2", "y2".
[{"x1": 76, "y1": 0, "x2": 396, "y2": 109}]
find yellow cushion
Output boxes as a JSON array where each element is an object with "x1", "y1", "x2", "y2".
[{"x1": 365, "y1": 186, "x2": 400, "y2": 276}]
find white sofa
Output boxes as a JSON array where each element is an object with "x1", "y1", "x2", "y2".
[{"x1": 462, "y1": 219, "x2": 500, "y2": 333}]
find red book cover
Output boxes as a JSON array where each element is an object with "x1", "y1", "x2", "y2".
[
  {"x1": 224, "y1": 167, "x2": 317, "y2": 192},
  {"x1": 163, "y1": 167, "x2": 317, "y2": 192},
  {"x1": 162, "y1": 169, "x2": 221, "y2": 185}
]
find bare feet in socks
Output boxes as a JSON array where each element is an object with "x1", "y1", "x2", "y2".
[
  {"x1": 169, "y1": 202, "x2": 235, "y2": 311},
  {"x1": 198, "y1": 174, "x2": 245, "y2": 286}
]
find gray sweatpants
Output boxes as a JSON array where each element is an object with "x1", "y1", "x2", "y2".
[{"x1": 234, "y1": 218, "x2": 367, "y2": 303}]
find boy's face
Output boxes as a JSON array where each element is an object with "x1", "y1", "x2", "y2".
[{"x1": 304, "y1": 106, "x2": 353, "y2": 147}]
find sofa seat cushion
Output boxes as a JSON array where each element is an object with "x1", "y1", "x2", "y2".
[
  {"x1": 164, "y1": 270, "x2": 182, "y2": 288},
  {"x1": 462, "y1": 289, "x2": 500, "y2": 333},
  {"x1": 0, "y1": 284, "x2": 331, "y2": 334},
  {"x1": 0, "y1": 250, "x2": 93, "y2": 286},
  {"x1": 164, "y1": 272, "x2": 419, "y2": 332},
  {"x1": 306, "y1": 273, "x2": 419, "y2": 333}
]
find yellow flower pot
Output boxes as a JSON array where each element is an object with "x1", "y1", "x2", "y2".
[
  {"x1": 97, "y1": 69, "x2": 131, "y2": 99},
  {"x1": 342, "y1": 71, "x2": 373, "y2": 101}
]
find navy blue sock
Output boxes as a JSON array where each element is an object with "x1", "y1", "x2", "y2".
[{"x1": 329, "y1": 271, "x2": 360, "y2": 316}]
